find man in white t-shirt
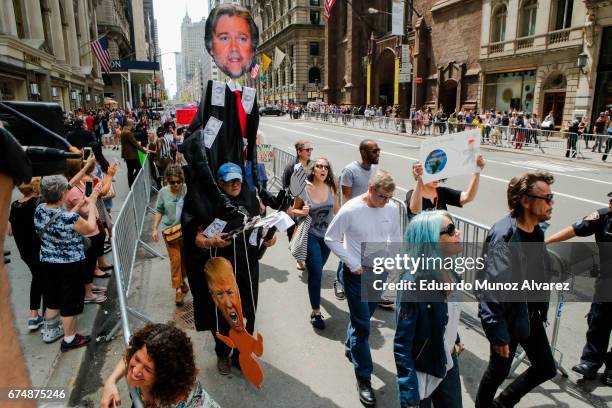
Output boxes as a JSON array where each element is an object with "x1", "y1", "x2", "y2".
[
  {"x1": 325, "y1": 170, "x2": 401, "y2": 407},
  {"x1": 334, "y1": 140, "x2": 380, "y2": 301}
]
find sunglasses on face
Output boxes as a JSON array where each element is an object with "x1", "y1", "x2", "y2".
[
  {"x1": 526, "y1": 193, "x2": 554, "y2": 204},
  {"x1": 440, "y1": 223, "x2": 457, "y2": 236},
  {"x1": 369, "y1": 148, "x2": 381, "y2": 154},
  {"x1": 315, "y1": 163, "x2": 330, "y2": 170},
  {"x1": 168, "y1": 179, "x2": 183, "y2": 185},
  {"x1": 301, "y1": 148, "x2": 314, "y2": 152}
]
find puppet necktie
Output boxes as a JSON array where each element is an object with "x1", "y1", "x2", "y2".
[{"x1": 234, "y1": 90, "x2": 248, "y2": 162}]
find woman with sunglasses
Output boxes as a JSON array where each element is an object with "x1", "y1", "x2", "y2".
[
  {"x1": 394, "y1": 210, "x2": 464, "y2": 408},
  {"x1": 288, "y1": 158, "x2": 339, "y2": 330},
  {"x1": 407, "y1": 155, "x2": 485, "y2": 218},
  {"x1": 152, "y1": 165, "x2": 189, "y2": 306}
]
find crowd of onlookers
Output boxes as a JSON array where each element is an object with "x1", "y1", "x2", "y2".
[{"x1": 298, "y1": 103, "x2": 612, "y2": 160}]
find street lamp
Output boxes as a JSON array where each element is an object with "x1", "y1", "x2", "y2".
[{"x1": 367, "y1": 7, "x2": 391, "y2": 15}]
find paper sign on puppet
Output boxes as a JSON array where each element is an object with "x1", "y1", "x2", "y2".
[
  {"x1": 419, "y1": 128, "x2": 481, "y2": 183},
  {"x1": 204, "y1": 257, "x2": 264, "y2": 389},
  {"x1": 205, "y1": 4, "x2": 259, "y2": 79}
]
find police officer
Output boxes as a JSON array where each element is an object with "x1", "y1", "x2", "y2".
[{"x1": 546, "y1": 192, "x2": 612, "y2": 385}]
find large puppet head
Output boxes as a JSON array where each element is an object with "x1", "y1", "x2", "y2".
[
  {"x1": 205, "y1": 4, "x2": 259, "y2": 79},
  {"x1": 204, "y1": 257, "x2": 245, "y2": 332}
]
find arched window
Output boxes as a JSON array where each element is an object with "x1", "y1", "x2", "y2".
[
  {"x1": 308, "y1": 67, "x2": 321, "y2": 84},
  {"x1": 491, "y1": 4, "x2": 507, "y2": 42},
  {"x1": 518, "y1": 0, "x2": 538, "y2": 37}
]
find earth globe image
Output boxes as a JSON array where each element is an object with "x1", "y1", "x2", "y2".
[{"x1": 424, "y1": 149, "x2": 448, "y2": 174}]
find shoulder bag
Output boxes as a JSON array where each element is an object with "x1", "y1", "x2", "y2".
[
  {"x1": 288, "y1": 215, "x2": 311, "y2": 262},
  {"x1": 162, "y1": 224, "x2": 183, "y2": 243}
]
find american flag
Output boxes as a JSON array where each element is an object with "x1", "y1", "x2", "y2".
[
  {"x1": 324, "y1": 0, "x2": 337, "y2": 20},
  {"x1": 91, "y1": 36, "x2": 112, "y2": 73},
  {"x1": 250, "y1": 63, "x2": 260, "y2": 79}
]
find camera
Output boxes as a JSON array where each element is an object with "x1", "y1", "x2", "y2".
[{"x1": 0, "y1": 101, "x2": 80, "y2": 177}]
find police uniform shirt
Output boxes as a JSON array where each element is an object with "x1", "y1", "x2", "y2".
[{"x1": 573, "y1": 207, "x2": 612, "y2": 275}]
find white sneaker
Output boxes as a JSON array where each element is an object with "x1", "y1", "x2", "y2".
[{"x1": 41, "y1": 320, "x2": 64, "y2": 344}]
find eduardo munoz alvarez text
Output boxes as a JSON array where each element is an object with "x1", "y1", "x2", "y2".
[{"x1": 370, "y1": 255, "x2": 570, "y2": 292}]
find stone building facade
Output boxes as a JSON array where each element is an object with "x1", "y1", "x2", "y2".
[
  {"x1": 0, "y1": 0, "x2": 105, "y2": 110},
  {"x1": 410, "y1": 0, "x2": 483, "y2": 113},
  {"x1": 479, "y1": 0, "x2": 589, "y2": 128},
  {"x1": 245, "y1": 0, "x2": 326, "y2": 105}
]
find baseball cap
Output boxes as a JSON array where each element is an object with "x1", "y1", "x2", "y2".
[
  {"x1": 600, "y1": 112, "x2": 605, "y2": 116},
  {"x1": 218, "y1": 162, "x2": 243, "y2": 182}
]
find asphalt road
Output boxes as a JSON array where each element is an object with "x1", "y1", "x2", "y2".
[{"x1": 259, "y1": 115, "x2": 612, "y2": 235}]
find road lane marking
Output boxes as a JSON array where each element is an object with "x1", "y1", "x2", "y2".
[
  {"x1": 264, "y1": 123, "x2": 608, "y2": 206},
  {"x1": 284, "y1": 120, "x2": 612, "y2": 186}
]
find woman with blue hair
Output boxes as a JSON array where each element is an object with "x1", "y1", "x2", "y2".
[{"x1": 394, "y1": 210, "x2": 463, "y2": 408}]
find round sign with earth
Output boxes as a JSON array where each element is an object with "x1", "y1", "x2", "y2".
[{"x1": 424, "y1": 149, "x2": 448, "y2": 175}]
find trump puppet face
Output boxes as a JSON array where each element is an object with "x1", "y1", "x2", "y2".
[{"x1": 205, "y1": 257, "x2": 245, "y2": 332}]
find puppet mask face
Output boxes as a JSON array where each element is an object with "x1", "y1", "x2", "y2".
[
  {"x1": 211, "y1": 15, "x2": 254, "y2": 78},
  {"x1": 206, "y1": 258, "x2": 245, "y2": 332}
]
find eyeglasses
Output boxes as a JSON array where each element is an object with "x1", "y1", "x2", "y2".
[
  {"x1": 526, "y1": 193, "x2": 554, "y2": 204},
  {"x1": 168, "y1": 179, "x2": 183, "y2": 185},
  {"x1": 301, "y1": 148, "x2": 314, "y2": 152},
  {"x1": 315, "y1": 163, "x2": 330, "y2": 169},
  {"x1": 440, "y1": 223, "x2": 457, "y2": 236},
  {"x1": 375, "y1": 192, "x2": 393, "y2": 201}
]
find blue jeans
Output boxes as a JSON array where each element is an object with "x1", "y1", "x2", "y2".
[
  {"x1": 305, "y1": 233, "x2": 331, "y2": 310},
  {"x1": 420, "y1": 353, "x2": 462, "y2": 408},
  {"x1": 342, "y1": 265, "x2": 381, "y2": 381}
]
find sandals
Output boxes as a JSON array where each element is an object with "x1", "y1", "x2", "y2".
[
  {"x1": 94, "y1": 270, "x2": 111, "y2": 279},
  {"x1": 98, "y1": 264, "x2": 114, "y2": 271},
  {"x1": 92, "y1": 286, "x2": 107, "y2": 294},
  {"x1": 84, "y1": 293, "x2": 107, "y2": 304}
]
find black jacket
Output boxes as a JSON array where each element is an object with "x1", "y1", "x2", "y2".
[
  {"x1": 477, "y1": 215, "x2": 550, "y2": 346},
  {"x1": 67, "y1": 128, "x2": 96, "y2": 149}
]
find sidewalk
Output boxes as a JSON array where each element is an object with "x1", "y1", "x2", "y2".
[{"x1": 4, "y1": 148, "x2": 130, "y2": 406}]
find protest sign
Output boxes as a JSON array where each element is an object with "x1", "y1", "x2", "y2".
[
  {"x1": 175, "y1": 109, "x2": 198, "y2": 126},
  {"x1": 419, "y1": 128, "x2": 481, "y2": 183},
  {"x1": 257, "y1": 144, "x2": 273, "y2": 163}
]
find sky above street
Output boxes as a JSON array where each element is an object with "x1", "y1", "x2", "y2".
[{"x1": 153, "y1": 0, "x2": 207, "y2": 98}]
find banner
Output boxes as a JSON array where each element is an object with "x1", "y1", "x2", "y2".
[
  {"x1": 394, "y1": 58, "x2": 400, "y2": 105},
  {"x1": 273, "y1": 47, "x2": 286, "y2": 69},
  {"x1": 262, "y1": 53, "x2": 272, "y2": 72},
  {"x1": 392, "y1": 0, "x2": 404, "y2": 36},
  {"x1": 419, "y1": 128, "x2": 481, "y2": 183},
  {"x1": 175, "y1": 108, "x2": 198, "y2": 125}
]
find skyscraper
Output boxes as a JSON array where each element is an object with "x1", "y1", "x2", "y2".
[{"x1": 180, "y1": 11, "x2": 207, "y2": 83}]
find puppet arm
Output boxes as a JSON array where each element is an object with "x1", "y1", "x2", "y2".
[
  {"x1": 253, "y1": 332, "x2": 264, "y2": 357},
  {"x1": 215, "y1": 332, "x2": 236, "y2": 349}
]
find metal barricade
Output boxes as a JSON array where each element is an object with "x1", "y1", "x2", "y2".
[
  {"x1": 103, "y1": 155, "x2": 164, "y2": 343},
  {"x1": 270, "y1": 147, "x2": 296, "y2": 191},
  {"x1": 580, "y1": 133, "x2": 612, "y2": 160}
]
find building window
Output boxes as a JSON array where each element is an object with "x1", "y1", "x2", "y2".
[
  {"x1": 491, "y1": 4, "x2": 507, "y2": 42},
  {"x1": 308, "y1": 67, "x2": 321, "y2": 84},
  {"x1": 309, "y1": 42, "x2": 320, "y2": 56},
  {"x1": 310, "y1": 0, "x2": 320, "y2": 5},
  {"x1": 13, "y1": 0, "x2": 25, "y2": 39},
  {"x1": 310, "y1": 10, "x2": 321, "y2": 25},
  {"x1": 518, "y1": 0, "x2": 538, "y2": 37},
  {"x1": 484, "y1": 70, "x2": 536, "y2": 113},
  {"x1": 551, "y1": 0, "x2": 573, "y2": 30}
]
